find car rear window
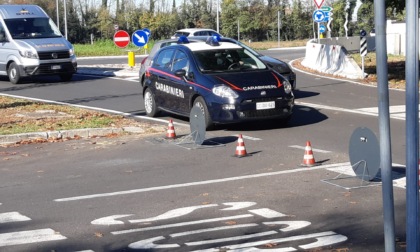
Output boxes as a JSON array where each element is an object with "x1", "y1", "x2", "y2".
[{"x1": 173, "y1": 32, "x2": 190, "y2": 37}]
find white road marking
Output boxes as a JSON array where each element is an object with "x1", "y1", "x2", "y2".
[
  {"x1": 91, "y1": 214, "x2": 133, "y2": 225},
  {"x1": 0, "y1": 212, "x2": 31, "y2": 223},
  {"x1": 241, "y1": 135, "x2": 262, "y2": 141},
  {"x1": 223, "y1": 248, "x2": 297, "y2": 252},
  {"x1": 54, "y1": 162, "x2": 351, "y2": 202},
  {"x1": 111, "y1": 214, "x2": 254, "y2": 235},
  {"x1": 185, "y1": 231, "x2": 278, "y2": 246},
  {"x1": 249, "y1": 208, "x2": 286, "y2": 218},
  {"x1": 170, "y1": 223, "x2": 259, "y2": 237},
  {"x1": 198, "y1": 231, "x2": 339, "y2": 251},
  {"x1": 263, "y1": 221, "x2": 311, "y2": 232},
  {"x1": 0, "y1": 228, "x2": 67, "y2": 247},
  {"x1": 299, "y1": 234, "x2": 348, "y2": 249},
  {"x1": 128, "y1": 236, "x2": 179, "y2": 249},
  {"x1": 129, "y1": 204, "x2": 218, "y2": 223},
  {"x1": 288, "y1": 145, "x2": 331, "y2": 153},
  {"x1": 221, "y1": 202, "x2": 257, "y2": 210}
]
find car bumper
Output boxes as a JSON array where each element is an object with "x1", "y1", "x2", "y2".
[
  {"x1": 209, "y1": 97, "x2": 294, "y2": 123},
  {"x1": 19, "y1": 62, "x2": 77, "y2": 77}
]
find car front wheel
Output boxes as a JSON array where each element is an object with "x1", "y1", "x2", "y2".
[
  {"x1": 144, "y1": 88, "x2": 159, "y2": 117},
  {"x1": 193, "y1": 96, "x2": 213, "y2": 130}
]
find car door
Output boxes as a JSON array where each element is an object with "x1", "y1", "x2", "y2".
[
  {"x1": 169, "y1": 49, "x2": 194, "y2": 114},
  {"x1": 150, "y1": 48, "x2": 176, "y2": 109}
]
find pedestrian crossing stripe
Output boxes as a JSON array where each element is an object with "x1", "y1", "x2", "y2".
[
  {"x1": 0, "y1": 212, "x2": 31, "y2": 224},
  {"x1": 0, "y1": 228, "x2": 67, "y2": 247}
]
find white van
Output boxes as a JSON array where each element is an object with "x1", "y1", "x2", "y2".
[{"x1": 0, "y1": 5, "x2": 77, "y2": 84}]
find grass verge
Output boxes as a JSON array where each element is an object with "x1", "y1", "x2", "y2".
[{"x1": 0, "y1": 96, "x2": 163, "y2": 136}]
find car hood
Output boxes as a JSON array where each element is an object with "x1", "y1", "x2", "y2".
[
  {"x1": 207, "y1": 70, "x2": 286, "y2": 92},
  {"x1": 259, "y1": 55, "x2": 291, "y2": 73}
]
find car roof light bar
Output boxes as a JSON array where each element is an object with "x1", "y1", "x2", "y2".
[
  {"x1": 206, "y1": 35, "x2": 220, "y2": 46},
  {"x1": 177, "y1": 36, "x2": 190, "y2": 44}
]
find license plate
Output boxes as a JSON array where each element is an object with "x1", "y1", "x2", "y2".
[
  {"x1": 51, "y1": 65, "x2": 61, "y2": 70},
  {"x1": 256, "y1": 101, "x2": 275, "y2": 110}
]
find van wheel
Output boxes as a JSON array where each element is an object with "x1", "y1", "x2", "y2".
[
  {"x1": 8, "y1": 62, "x2": 21, "y2": 84},
  {"x1": 59, "y1": 73, "x2": 73, "y2": 82}
]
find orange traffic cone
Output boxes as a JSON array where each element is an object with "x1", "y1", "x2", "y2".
[
  {"x1": 234, "y1": 134, "x2": 248, "y2": 157},
  {"x1": 166, "y1": 119, "x2": 176, "y2": 139},
  {"x1": 301, "y1": 141, "x2": 316, "y2": 166}
]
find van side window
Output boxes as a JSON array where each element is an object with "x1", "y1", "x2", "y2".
[{"x1": 0, "y1": 23, "x2": 6, "y2": 42}]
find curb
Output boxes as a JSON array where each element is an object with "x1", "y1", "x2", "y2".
[
  {"x1": 77, "y1": 65, "x2": 140, "y2": 77},
  {"x1": 0, "y1": 127, "x2": 145, "y2": 146}
]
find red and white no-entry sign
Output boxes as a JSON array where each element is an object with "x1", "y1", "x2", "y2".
[
  {"x1": 113, "y1": 30, "x2": 130, "y2": 48},
  {"x1": 313, "y1": 0, "x2": 324, "y2": 9}
]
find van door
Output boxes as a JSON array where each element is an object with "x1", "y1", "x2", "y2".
[{"x1": 0, "y1": 22, "x2": 10, "y2": 75}]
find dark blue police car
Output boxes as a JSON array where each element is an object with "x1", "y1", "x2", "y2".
[{"x1": 143, "y1": 37, "x2": 294, "y2": 129}]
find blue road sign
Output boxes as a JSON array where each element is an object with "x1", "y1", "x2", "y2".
[
  {"x1": 319, "y1": 24, "x2": 326, "y2": 33},
  {"x1": 313, "y1": 10, "x2": 325, "y2": 23},
  {"x1": 143, "y1": 28, "x2": 151, "y2": 38},
  {"x1": 132, "y1": 30, "x2": 149, "y2": 47},
  {"x1": 323, "y1": 11, "x2": 332, "y2": 22}
]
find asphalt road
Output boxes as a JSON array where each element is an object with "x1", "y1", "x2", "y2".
[{"x1": 0, "y1": 49, "x2": 409, "y2": 251}]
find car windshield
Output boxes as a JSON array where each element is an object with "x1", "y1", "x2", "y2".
[
  {"x1": 193, "y1": 48, "x2": 266, "y2": 73},
  {"x1": 5, "y1": 18, "x2": 62, "y2": 39}
]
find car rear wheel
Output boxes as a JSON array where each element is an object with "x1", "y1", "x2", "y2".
[
  {"x1": 144, "y1": 88, "x2": 159, "y2": 117},
  {"x1": 8, "y1": 62, "x2": 21, "y2": 84},
  {"x1": 193, "y1": 96, "x2": 213, "y2": 130}
]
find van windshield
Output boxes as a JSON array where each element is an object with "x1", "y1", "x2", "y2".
[{"x1": 5, "y1": 18, "x2": 62, "y2": 39}]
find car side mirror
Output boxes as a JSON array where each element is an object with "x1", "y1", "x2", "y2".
[{"x1": 174, "y1": 69, "x2": 186, "y2": 77}]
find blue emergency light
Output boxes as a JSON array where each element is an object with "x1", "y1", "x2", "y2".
[
  {"x1": 206, "y1": 35, "x2": 220, "y2": 46},
  {"x1": 177, "y1": 36, "x2": 190, "y2": 44}
]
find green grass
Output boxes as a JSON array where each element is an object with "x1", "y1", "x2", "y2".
[{"x1": 73, "y1": 39, "x2": 308, "y2": 57}]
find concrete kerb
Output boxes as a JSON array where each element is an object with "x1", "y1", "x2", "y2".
[
  {"x1": 0, "y1": 127, "x2": 145, "y2": 146},
  {"x1": 77, "y1": 64, "x2": 140, "y2": 77}
]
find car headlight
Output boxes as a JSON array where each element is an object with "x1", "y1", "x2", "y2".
[
  {"x1": 69, "y1": 48, "x2": 75, "y2": 57},
  {"x1": 19, "y1": 50, "x2": 38, "y2": 59},
  {"x1": 212, "y1": 85, "x2": 239, "y2": 99},
  {"x1": 283, "y1": 80, "x2": 292, "y2": 94}
]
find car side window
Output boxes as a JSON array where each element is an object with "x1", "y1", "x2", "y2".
[
  {"x1": 153, "y1": 49, "x2": 175, "y2": 71},
  {"x1": 172, "y1": 50, "x2": 189, "y2": 73}
]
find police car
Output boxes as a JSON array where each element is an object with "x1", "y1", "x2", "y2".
[{"x1": 143, "y1": 37, "x2": 294, "y2": 129}]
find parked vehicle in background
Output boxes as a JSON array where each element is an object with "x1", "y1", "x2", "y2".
[
  {"x1": 143, "y1": 37, "x2": 294, "y2": 130},
  {"x1": 0, "y1": 5, "x2": 77, "y2": 84},
  {"x1": 170, "y1": 28, "x2": 222, "y2": 39},
  {"x1": 190, "y1": 36, "x2": 296, "y2": 90}
]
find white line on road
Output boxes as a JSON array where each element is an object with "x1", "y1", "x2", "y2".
[
  {"x1": 112, "y1": 214, "x2": 254, "y2": 235},
  {"x1": 54, "y1": 162, "x2": 351, "y2": 202},
  {"x1": 0, "y1": 212, "x2": 31, "y2": 223},
  {"x1": 185, "y1": 231, "x2": 278, "y2": 246},
  {"x1": 241, "y1": 135, "x2": 262, "y2": 141},
  {"x1": 0, "y1": 228, "x2": 66, "y2": 247},
  {"x1": 170, "y1": 223, "x2": 259, "y2": 237},
  {"x1": 288, "y1": 145, "x2": 331, "y2": 153},
  {"x1": 249, "y1": 208, "x2": 286, "y2": 218}
]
